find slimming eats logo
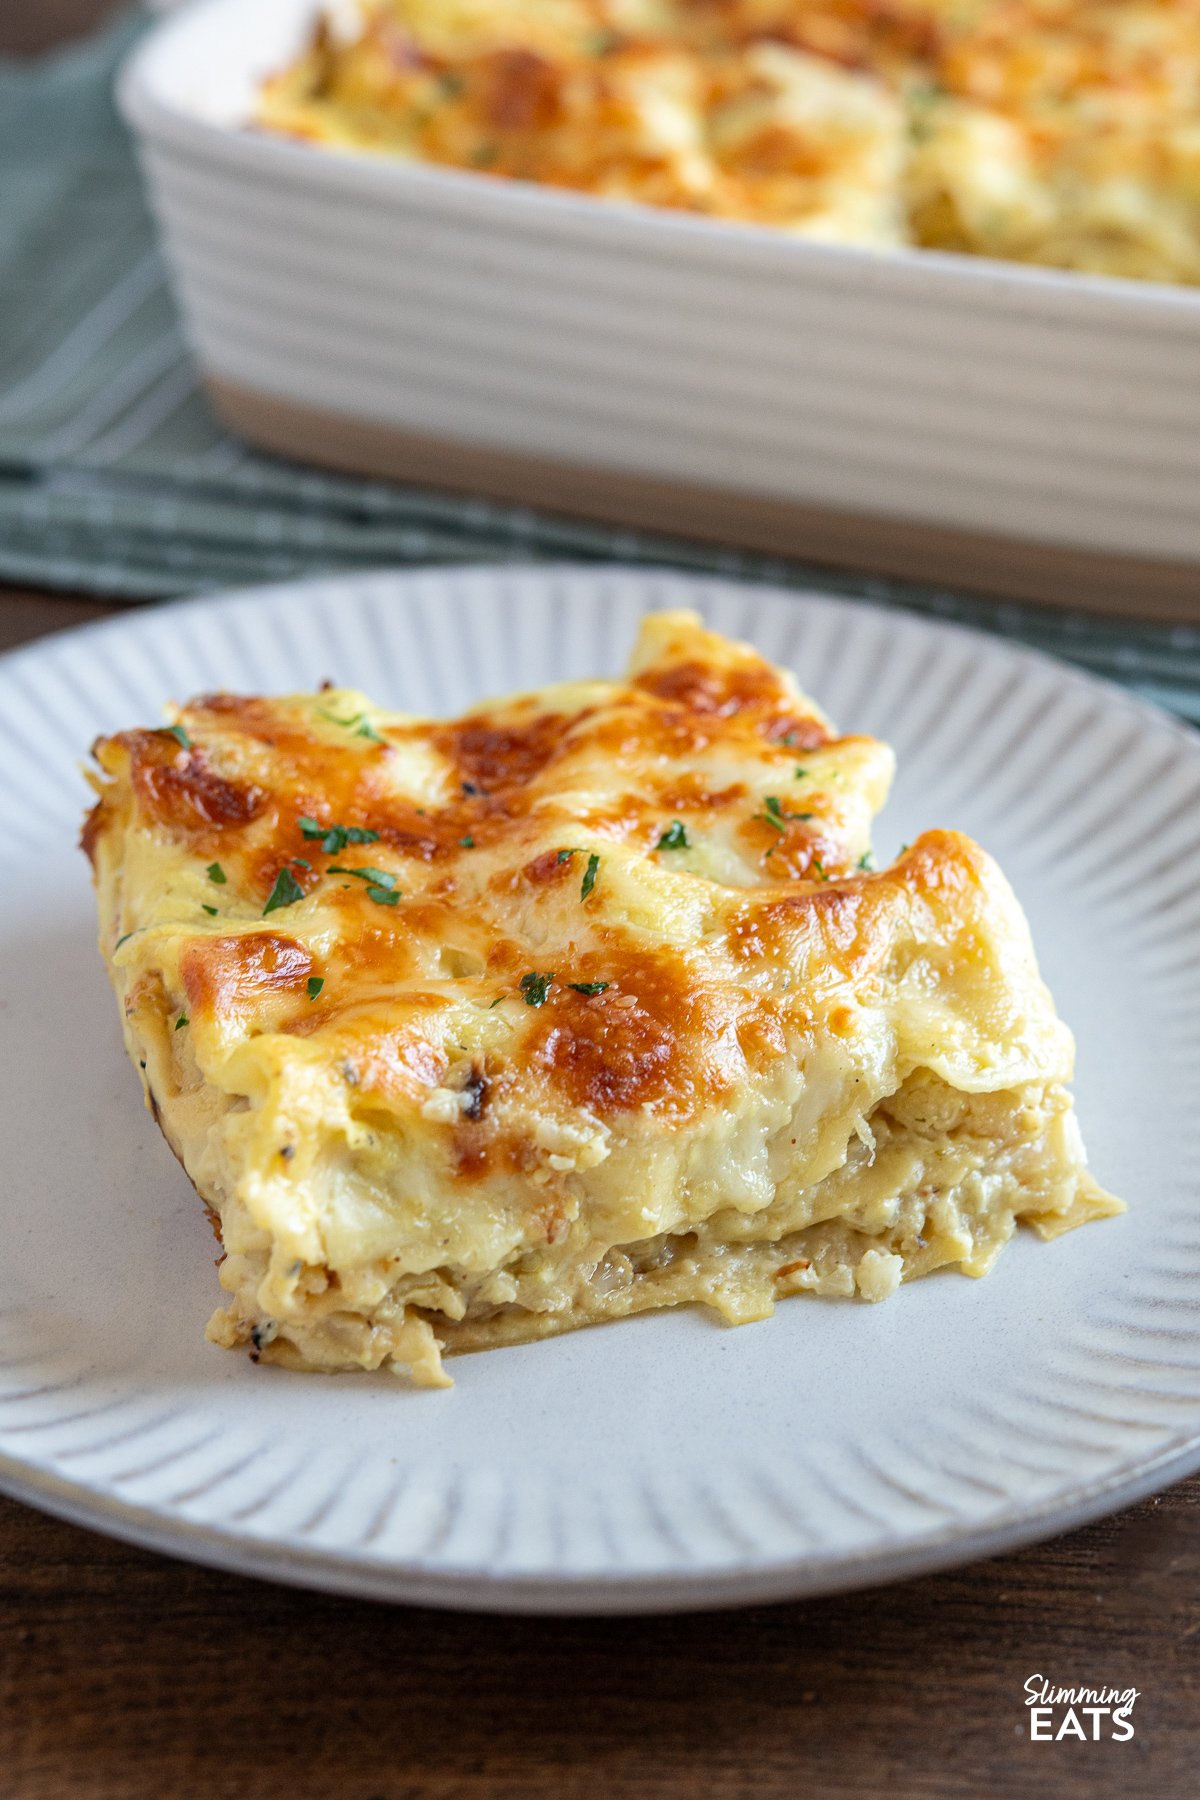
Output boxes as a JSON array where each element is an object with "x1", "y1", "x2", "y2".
[{"x1": 1025, "y1": 1675, "x2": 1139, "y2": 1741}]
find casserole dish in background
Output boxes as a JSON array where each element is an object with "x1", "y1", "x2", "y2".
[{"x1": 119, "y1": 0, "x2": 1200, "y2": 618}]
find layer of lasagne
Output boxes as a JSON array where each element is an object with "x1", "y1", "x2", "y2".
[{"x1": 83, "y1": 609, "x2": 1119, "y2": 1385}]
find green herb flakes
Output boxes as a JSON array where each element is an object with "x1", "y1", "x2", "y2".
[
  {"x1": 115, "y1": 931, "x2": 133, "y2": 949},
  {"x1": 580, "y1": 852, "x2": 600, "y2": 902},
  {"x1": 175, "y1": 1013, "x2": 188, "y2": 1031},
  {"x1": 568, "y1": 981, "x2": 609, "y2": 995},
  {"x1": 459, "y1": 835, "x2": 475, "y2": 848},
  {"x1": 298, "y1": 816, "x2": 381, "y2": 855},
  {"x1": 307, "y1": 977, "x2": 324, "y2": 1001},
  {"x1": 556, "y1": 848, "x2": 580, "y2": 864},
  {"x1": 656, "y1": 821, "x2": 689, "y2": 851},
  {"x1": 328, "y1": 864, "x2": 396, "y2": 889},
  {"x1": 325, "y1": 862, "x2": 402, "y2": 905},
  {"x1": 318, "y1": 708, "x2": 384, "y2": 745},
  {"x1": 206, "y1": 862, "x2": 226, "y2": 885},
  {"x1": 857, "y1": 851, "x2": 876, "y2": 871},
  {"x1": 202, "y1": 904, "x2": 218, "y2": 916},
  {"x1": 162, "y1": 724, "x2": 191, "y2": 750},
  {"x1": 519, "y1": 971, "x2": 554, "y2": 1007},
  {"x1": 757, "y1": 796, "x2": 813, "y2": 833},
  {"x1": 263, "y1": 866, "x2": 305, "y2": 915}
]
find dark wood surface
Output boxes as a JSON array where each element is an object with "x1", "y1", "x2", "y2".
[
  {"x1": 0, "y1": 0, "x2": 125, "y2": 57},
  {"x1": 1, "y1": 578, "x2": 1198, "y2": 1796}
]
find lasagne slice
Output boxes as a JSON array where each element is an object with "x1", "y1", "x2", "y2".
[{"x1": 83, "y1": 609, "x2": 1119, "y2": 1386}]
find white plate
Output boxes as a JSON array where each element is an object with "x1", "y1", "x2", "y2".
[{"x1": 2, "y1": 565, "x2": 1199, "y2": 1614}]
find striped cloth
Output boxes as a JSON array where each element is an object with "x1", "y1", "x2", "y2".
[{"x1": 4, "y1": 12, "x2": 1200, "y2": 724}]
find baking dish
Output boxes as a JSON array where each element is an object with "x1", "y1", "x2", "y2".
[{"x1": 118, "y1": 0, "x2": 1200, "y2": 617}]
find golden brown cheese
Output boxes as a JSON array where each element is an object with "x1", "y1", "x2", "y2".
[
  {"x1": 84, "y1": 610, "x2": 1119, "y2": 1385},
  {"x1": 257, "y1": 0, "x2": 1200, "y2": 281}
]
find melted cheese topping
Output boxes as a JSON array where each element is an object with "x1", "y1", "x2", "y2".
[
  {"x1": 257, "y1": 0, "x2": 1200, "y2": 280},
  {"x1": 84, "y1": 610, "x2": 1119, "y2": 1383}
]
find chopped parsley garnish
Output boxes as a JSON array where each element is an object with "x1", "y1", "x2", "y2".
[
  {"x1": 656, "y1": 821, "x2": 689, "y2": 851},
  {"x1": 462, "y1": 781, "x2": 482, "y2": 796},
  {"x1": 781, "y1": 733, "x2": 798, "y2": 747},
  {"x1": 114, "y1": 932, "x2": 133, "y2": 949},
  {"x1": 328, "y1": 864, "x2": 396, "y2": 889},
  {"x1": 306, "y1": 976, "x2": 324, "y2": 1001},
  {"x1": 794, "y1": 766, "x2": 809, "y2": 779},
  {"x1": 556, "y1": 847, "x2": 580, "y2": 864},
  {"x1": 175, "y1": 1013, "x2": 188, "y2": 1031},
  {"x1": 488, "y1": 996, "x2": 505, "y2": 1008},
  {"x1": 812, "y1": 859, "x2": 829, "y2": 881},
  {"x1": 757, "y1": 795, "x2": 814, "y2": 833},
  {"x1": 298, "y1": 816, "x2": 381, "y2": 855},
  {"x1": 202, "y1": 904, "x2": 218, "y2": 916},
  {"x1": 459, "y1": 835, "x2": 475, "y2": 848},
  {"x1": 519, "y1": 971, "x2": 554, "y2": 1007},
  {"x1": 290, "y1": 857, "x2": 311, "y2": 870},
  {"x1": 899, "y1": 842, "x2": 911, "y2": 856},
  {"x1": 857, "y1": 851, "x2": 876, "y2": 871},
  {"x1": 328, "y1": 864, "x2": 400, "y2": 905},
  {"x1": 161, "y1": 724, "x2": 191, "y2": 750},
  {"x1": 206, "y1": 862, "x2": 226, "y2": 885},
  {"x1": 580, "y1": 852, "x2": 600, "y2": 902},
  {"x1": 568, "y1": 981, "x2": 610, "y2": 995},
  {"x1": 263, "y1": 866, "x2": 305, "y2": 915},
  {"x1": 318, "y1": 708, "x2": 384, "y2": 745}
]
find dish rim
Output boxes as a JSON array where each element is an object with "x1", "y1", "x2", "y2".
[{"x1": 3, "y1": 1428, "x2": 1198, "y2": 1615}]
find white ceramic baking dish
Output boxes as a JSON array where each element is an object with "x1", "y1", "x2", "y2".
[{"x1": 119, "y1": 0, "x2": 1200, "y2": 616}]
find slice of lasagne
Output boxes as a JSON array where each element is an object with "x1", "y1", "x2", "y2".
[{"x1": 83, "y1": 610, "x2": 1119, "y2": 1385}]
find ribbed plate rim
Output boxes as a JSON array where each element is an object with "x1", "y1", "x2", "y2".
[{"x1": 3, "y1": 1427, "x2": 1199, "y2": 1615}]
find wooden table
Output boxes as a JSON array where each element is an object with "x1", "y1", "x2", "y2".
[{"x1": 1, "y1": 581, "x2": 1198, "y2": 1797}]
